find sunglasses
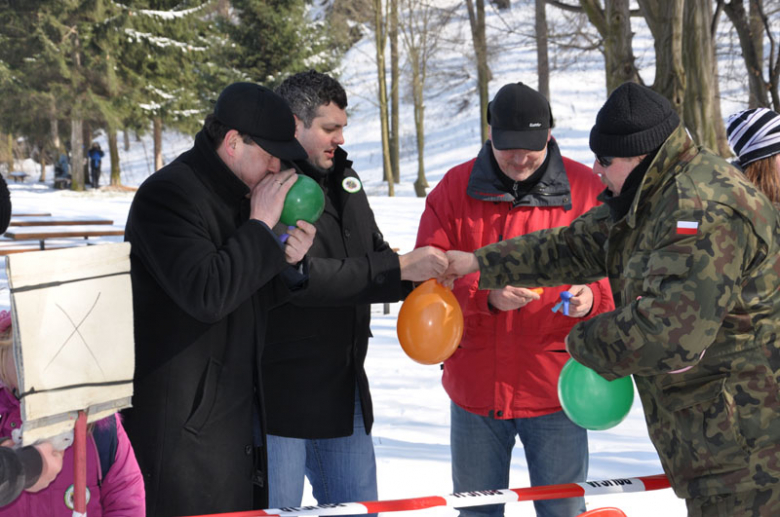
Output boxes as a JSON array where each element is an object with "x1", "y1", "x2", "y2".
[{"x1": 596, "y1": 155, "x2": 614, "y2": 168}]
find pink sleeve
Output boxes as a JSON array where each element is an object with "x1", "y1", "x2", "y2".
[{"x1": 99, "y1": 414, "x2": 146, "y2": 516}]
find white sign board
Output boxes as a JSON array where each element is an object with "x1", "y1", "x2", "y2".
[{"x1": 5, "y1": 243, "x2": 134, "y2": 445}]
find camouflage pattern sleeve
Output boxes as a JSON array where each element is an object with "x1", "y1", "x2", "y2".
[
  {"x1": 568, "y1": 198, "x2": 754, "y2": 379},
  {"x1": 476, "y1": 204, "x2": 611, "y2": 289}
]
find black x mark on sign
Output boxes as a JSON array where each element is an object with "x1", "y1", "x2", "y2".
[{"x1": 44, "y1": 292, "x2": 106, "y2": 378}]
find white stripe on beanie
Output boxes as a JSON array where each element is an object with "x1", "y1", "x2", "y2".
[{"x1": 727, "y1": 107, "x2": 780, "y2": 167}]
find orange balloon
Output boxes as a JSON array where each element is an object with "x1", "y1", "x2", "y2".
[{"x1": 397, "y1": 279, "x2": 464, "y2": 365}]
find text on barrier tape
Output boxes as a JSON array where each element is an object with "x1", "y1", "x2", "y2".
[{"x1": 185, "y1": 474, "x2": 671, "y2": 517}]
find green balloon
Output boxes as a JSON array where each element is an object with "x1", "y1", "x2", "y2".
[
  {"x1": 558, "y1": 358, "x2": 634, "y2": 430},
  {"x1": 280, "y1": 175, "x2": 325, "y2": 226}
]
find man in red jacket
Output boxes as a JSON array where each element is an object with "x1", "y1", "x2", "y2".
[{"x1": 416, "y1": 82, "x2": 614, "y2": 517}]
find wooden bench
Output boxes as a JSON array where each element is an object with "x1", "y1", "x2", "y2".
[
  {"x1": 3, "y1": 225, "x2": 125, "y2": 250},
  {"x1": 11, "y1": 212, "x2": 52, "y2": 217},
  {"x1": 8, "y1": 172, "x2": 28, "y2": 183},
  {"x1": 9, "y1": 216, "x2": 114, "y2": 227},
  {"x1": 0, "y1": 239, "x2": 82, "y2": 256}
]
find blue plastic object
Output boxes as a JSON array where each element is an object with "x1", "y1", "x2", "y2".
[{"x1": 551, "y1": 291, "x2": 573, "y2": 316}]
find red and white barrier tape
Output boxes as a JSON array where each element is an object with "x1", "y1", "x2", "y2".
[{"x1": 187, "y1": 474, "x2": 671, "y2": 517}]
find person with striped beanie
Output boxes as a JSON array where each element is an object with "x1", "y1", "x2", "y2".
[{"x1": 727, "y1": 107, "x2": 780, "y2": 203}]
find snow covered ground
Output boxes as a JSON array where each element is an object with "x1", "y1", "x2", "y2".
[
  {"x1": 1, "y1": 185, "x2": 687, "y2": 516},
  {"x1": 1, "y1": 1, "x2": 754, "y2": 515}
]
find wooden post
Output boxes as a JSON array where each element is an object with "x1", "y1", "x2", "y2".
[{"x1": 73, "y1": 410, "x2": 87, "y2": 516}]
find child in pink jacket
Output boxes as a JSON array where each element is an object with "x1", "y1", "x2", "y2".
[{"x1": 0, "y1": 310, "x2": 145, "y2": 516}]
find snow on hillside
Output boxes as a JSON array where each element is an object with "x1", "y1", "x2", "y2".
[{"x1": 4, "y1": 1, "x2": 754, "y2": 515}]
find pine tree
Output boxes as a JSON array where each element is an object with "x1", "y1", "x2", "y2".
[
  {"x1": 115, "y1": 1, "x2": 225, "y2": 171},
  {"x1": 224, "y1": 0, "x2": 341, "y2": 88},
  {"x1": 0, "y1": 1, "x2": 107, "y2": 188}
]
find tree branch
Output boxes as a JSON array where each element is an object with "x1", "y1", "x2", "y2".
[{"x1": 545, "y1": 0, "x2": 583, "y2": 13}]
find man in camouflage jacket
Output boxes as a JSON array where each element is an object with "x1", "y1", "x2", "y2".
[{"x1": 444, "y1": 83, "x2": 780, "y2": 516}]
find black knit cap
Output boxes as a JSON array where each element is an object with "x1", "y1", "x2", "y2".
[{"x1": 589, "y1": 82, "x2": 680, "y2": 157}]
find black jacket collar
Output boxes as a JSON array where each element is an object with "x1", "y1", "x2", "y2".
[
  {"x1": 180, "y1": 131, "x2": 251, "y2": 205},
  {"x1": 467, "y1": 138, "x2": 572, "y2": 210},
  {"x1": 292, "y1": 147, "x2": 353, "y2": 183},
  {"x1": 288, "y1": 147, "x2": 357, "y2": 217},
  {"x1": 599, "y1": 149, "x2": 659, "y2": 222}
]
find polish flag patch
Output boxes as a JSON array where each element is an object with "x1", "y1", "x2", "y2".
[{"x1": 676, "y1": 221, "x2": 699, "y2": 235}]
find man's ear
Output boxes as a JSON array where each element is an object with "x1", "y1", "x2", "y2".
[
  {"x1": 224, "y1": 130, "x2": 239, "y2": 155},
  {"x1": 293, "y1": 115, "x2": 304, "y2": 139}
]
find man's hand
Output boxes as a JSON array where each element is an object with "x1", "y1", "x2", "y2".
[
  {"x1": 487, "y1": 286, "x2": 542, "y2": 311},
  {"x1": 399, "y1": 247, "x2": 448, "y2": 281},
  {"x1": 249, "y1": 169, "x2": 298, "y2": 227},
  {"x1": 27, "y1": 442, "x2": 64, "y2": 493},
  {"x1": 440, "y1": 250, "x2": 480, "y2": 287},
  {"x1": 566, "y1": 285, "x2": 594, "y2": 318},
  {"x1": 284, "y1": 220, "x2": 316, "y2": 265}
]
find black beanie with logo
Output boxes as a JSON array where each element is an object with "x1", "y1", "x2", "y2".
[{"x1": 589, "y1": 82, "x2": 680, "y2": 157}]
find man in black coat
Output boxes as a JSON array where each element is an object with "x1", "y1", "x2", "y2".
[
  {"x1": 263, "y1": 71, "x2": 447, "y2": 508},
  {"x1": 123, "y1": 82, "x2": 316, "y2": 517}
]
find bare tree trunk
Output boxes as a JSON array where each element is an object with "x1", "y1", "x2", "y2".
[
  {"x1": 374, "y1": 0, "x2": 394, "y2": 196},
  {"x1": 605, "y1": 0, "x2": 640, "y2": 92},
  {"x1": 50, "y1": 114, "x2": 60, "y2": 153},
  {"x1": 71, "y1": 118, "x2": 84, "y2": 191},
  {"x1": 535, "y1": 0, "x2": 550, "y2": 100},
  {"x1": 124, "y1": 128, "x2": 130, "y2": 151},
  {"x1": 682, "y1": 0, "x2": 722, "y2": 153},
  {"x1": 710, "y1": 5, "x2": 731, "y2": 157},
  {"x1": 411, "y1": 61, "x2": 428, "y2": 197},
  {"x1": 722, "y1": 0, "x2": 770, "y2": 108},
  {"x1": 750, "y1": 0, "x2": 765, "y2": 108},
  {"x1": 69, "y1": 30, "x2": 86, "y2": 191},
  {"x1": 109, "y1": 125, "x2": 121, "y2": 186},
  {"x1": 637, "y1": 0, "x2": 685, "y2": 114},
  {"x1": 761, "y1": 0, "x2": 780, "y2": 110},
  {"x1": 390, "y1": 0, "x2": 400, "y2": 183},
  {"x1": 466, "y1": 0, "x2": 491, "y2": 143},
  {"x1": 580, "y1": 0, "x2": 639, "y2": 94},
  {"x1": 153, "y1": 117, "x2": 164, "y2": 171},
  {"x1": 5, "y1": 134, "x2": 12, "y2": 173},
  {"x1": 38, "y1": 144, "x2": 47, "y2": 182}
]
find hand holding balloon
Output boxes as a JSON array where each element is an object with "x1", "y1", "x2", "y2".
[
  {"x1": 250, "y1": 169, "x2": 298, "y2": 227},
  {"x1": 565, "y1": 285, "x2": 594, "y2": 318},
  {"x1": 283, "y1": 221, "x2": 316, "y2": 265},
  {"x1": 397, "y1": 280, "x2": 464, "y2": 365},
  {"x1": 399, "y1": 247, "x2": 448, "y2": 281},
  {"x1": 488, "y1": 286, "x2": 542, "y2": 311},
  {"x1": 551, "y1": 291, "x2": 572, "y2": 315},
  {"x1": 439, "y1": 250, "x2": 479, "y2": 288}
]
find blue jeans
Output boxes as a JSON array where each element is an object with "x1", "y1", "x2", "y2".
[
  {"x1": 451, "y1": 402, "x2": 588, "y2": 517},
  {"x1": 267, "y1": 390, "x2": 378, "y2": 510}
]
